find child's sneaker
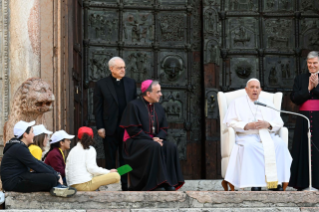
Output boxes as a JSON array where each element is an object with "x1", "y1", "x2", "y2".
[{"x1": 50, "y1": 184, "x2": 77, "y2": 197}]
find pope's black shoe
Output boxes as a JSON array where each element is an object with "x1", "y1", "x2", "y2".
[
  {"x1": 251, "y1": 187, "x2": 261, "y2": 191},
  {"x1": 269, "y1": 185, "x2": 283, "y2": 191}
]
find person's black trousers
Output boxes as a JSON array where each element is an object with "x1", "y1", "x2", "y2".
[
  {"x1": 103, "y1": 127, "x2": 127, "y2": 191},
  {"x1": 13, "y1": 172, "x2": 58, "y2": 192}
]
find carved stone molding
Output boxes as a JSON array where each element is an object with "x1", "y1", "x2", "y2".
[{"x1": 0, "y1": 0, "x2": 9, "y2": 149}]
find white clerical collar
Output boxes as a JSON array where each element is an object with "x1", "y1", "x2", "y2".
[
  {"x1": 309, "y1": 70, "x2": 319, "y2": 74},
  {"x1": 246, "y1": 95, "x2": 258, "y2": 103},
  {"x1": 116, "y1": 78, "x2": 121, "y2": 81}
]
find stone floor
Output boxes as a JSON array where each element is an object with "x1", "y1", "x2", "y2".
[
  {"x1": 2, "y1": 180, "x2": 310, "y2": 211},
  {"x1": 3, "y1": 209, "x2": 319, "y2": 212}
]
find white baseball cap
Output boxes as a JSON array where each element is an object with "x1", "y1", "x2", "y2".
[
  {"x1": 50, "y1": 130, "x2": 75, "y2": 144},
  {"x1": 33, "y1": 124, "x2": 53, "y2": 137},
  {"x1": 14, "y1": 120, "x2": 36, "y2": 138}
]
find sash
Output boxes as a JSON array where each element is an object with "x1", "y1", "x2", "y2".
[
  {"x1": 123, "y1": 129, "x2": 154, "y2": 142},
  {"x1": 259, "y1": 129, "x2": 278, "y2": 189},
  {"x1": 299, "y1": 100, "x2": 319, "y2": 111}
]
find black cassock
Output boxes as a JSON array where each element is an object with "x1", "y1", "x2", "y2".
[
  {"x1": 289, "y1": 73, "x2": 319, "y2": 189},
  {"x1": 120, "y1": 98, "x2": 184, "y2": 191}
]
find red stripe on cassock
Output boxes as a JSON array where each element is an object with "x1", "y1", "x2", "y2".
[
  {"x1": 131, "y1": 130, "x2": 143, "y2": 138},
  {"x1": 299, "y1": 100, "x2": 319, "y2": 111},
  {"x1": 120, "y1": 124, "x2": 142, "y2": 128}
]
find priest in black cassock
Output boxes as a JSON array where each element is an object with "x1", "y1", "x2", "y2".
[
  {"x1": 120, "y1": 79, "x2": 184, "y2": 191},
  {"x1": 289, "y1": 51, "x2": 319, "y2": 190}
]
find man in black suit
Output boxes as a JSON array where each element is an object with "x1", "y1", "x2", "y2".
[{"x1": 94, "y1": 56, "x2": 137, "y2": 191}]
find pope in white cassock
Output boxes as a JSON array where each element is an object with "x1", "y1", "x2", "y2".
[{"x1": 223, "y1": 78, "x2": 292, "y2": 191}]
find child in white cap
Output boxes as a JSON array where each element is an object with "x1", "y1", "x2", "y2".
[
  {"x1": 43, "y1": 130, "x2": 74, "y2": 185},
  {"x1": 29, "y1": 124, "x2": 52, "y2": 160},
  {"x1": 0, "y1": 121, "x2": 76, "y2": 197}
]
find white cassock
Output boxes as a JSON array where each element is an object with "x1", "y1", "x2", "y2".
[{"x1": 224, "y1": 95, "x2": 292, "y2": 188}]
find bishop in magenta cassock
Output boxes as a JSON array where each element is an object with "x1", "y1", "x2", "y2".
[{"x1": 120, "y1": 80, "x2": 184, "y2": 191}]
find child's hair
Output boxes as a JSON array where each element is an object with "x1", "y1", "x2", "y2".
[
  {"x1": 42, "y1": 139, "x2": 64, "y2": 161},
  {"x1": 32, "y1": 133, "x2": 47, "y2": 151},
  {"x1": 80, "y1": 133, "x2": 95, "y2": 149},
  {"x1": 17, "y1": 126, "x2": 32, "y2": 140}
]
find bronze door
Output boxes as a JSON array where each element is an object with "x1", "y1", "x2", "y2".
[
  {"x1": 82, "y1": 0, "x2": 204, "y2": 178},
  {"x1": 73, "y1": 0, "x2": 84, "y2": 142},
  {"x1": 202, "y1": 0, "x2": 319, "y2": 178}
]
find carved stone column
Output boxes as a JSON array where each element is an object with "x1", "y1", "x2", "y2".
[
  {"x1": 9, "y1": 0, "x2": 41, "y2": 96},
  {"x1": 0, "y1": 0, "x2": 10, "y2": 156}
]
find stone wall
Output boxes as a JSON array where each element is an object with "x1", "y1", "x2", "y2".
[
  {"x1": 0, "y1": 0, "x2": 10, "y2": 155},
  {"x1": 0, "y1": 0, "x2": 72, "y2": 153},
  {"x1": 9, "y1": 0, "x2": 41, "y2": 94}
]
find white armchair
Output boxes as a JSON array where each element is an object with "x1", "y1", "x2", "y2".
[{"x1": 217, "y1": 89, "x2": 288, "y2": 179}]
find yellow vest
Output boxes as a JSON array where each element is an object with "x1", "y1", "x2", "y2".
[{"x1": 29, "y1": 145, "x2": 43, "y2": 161}]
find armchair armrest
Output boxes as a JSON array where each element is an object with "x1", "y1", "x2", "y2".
[
  {"x1": 221, "y1": 127, "x2": 236, "y2": 158},
  {"x1": 278, "y1": 127, "x2": 288, "y2": 147}
]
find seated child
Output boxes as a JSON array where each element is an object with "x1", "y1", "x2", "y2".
[
  {"x1": 43, "y1": 130, "x2": 73, "y2": 184},
  {"x1": 1, "y1": 120, "x2": 76, "y2": 197},
  {"x1": 29, "y1": 124, "x2": 52, "y2": 160},
  {"x1": 66, "y1": 127, "x2": 120, "y2": 191}
]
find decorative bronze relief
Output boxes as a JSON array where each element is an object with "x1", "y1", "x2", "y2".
[
  {"x1": 124, "y1": 51, "x2": 153, "y2": 82},
  {"x1": 204, "y1": 0, "x2": 221, "y2": 6},
  {"x1": 264, "y1": 0, "x2": 292, "y2": 11},
  {"x1": 205, "y1": 88, "x2": 219, "y2": 119},
  {"x1": 124, "y1": 0, "x2": 154, "y2": 5},
  {"x1": 229, "y1": 57, "x2": 258, "y2": 89},
  {"x1": 264, "y1": 57, "x2": 295, "y2": 88},
  {"x1": 161, "y1": 91, "x2": 185, "y2": 123},
  {"x1": 235, "y1": 61, "x2": 252, "y2": 79},
  {"x1": 88, "y1": 88, "x2": 95, "y2": 122},
  {"x1": 206, "y1": 39, "x2": 221, "y2": 65},
  {"x1": 89, "y1": 50, "x2": 116, "y2": 81},
  {"x1": 228, "y1": 18, "x2": 258, "y2": 49},
  {"x1": 166, "y1": 129, "x2": 187, "y2": 160},
  {"x1": 264, "y1": 19, "x2": 293, "y2": 49},
  {"x1": 227, "y1": 0, "x2": 256, "y2": 11},
  {"x1": 123, "y1": 12, "x2": 154, "y2": 44},
  {"x1": 300, "y1": 19, "x2": 319, "y2": 49},
  {"x1": 160, "y1": 55, "x2": 185, "y2": 82},
  {"x1": 158, "y1": 13, "x2": 186, "y2": 42},
  {"x1": 88, "y1": 11, "x2": 118, "y2": 41},
  {"x1": 204, "y1": 7, "x2": 220, "y2": 36},
  {"x1": 301, "y1": 0, "x2": 318, "y2": 11}
]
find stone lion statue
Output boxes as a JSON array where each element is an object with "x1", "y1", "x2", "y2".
[{"x1": 3, "y1": 78, "x2": 55, "y2": 143}]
